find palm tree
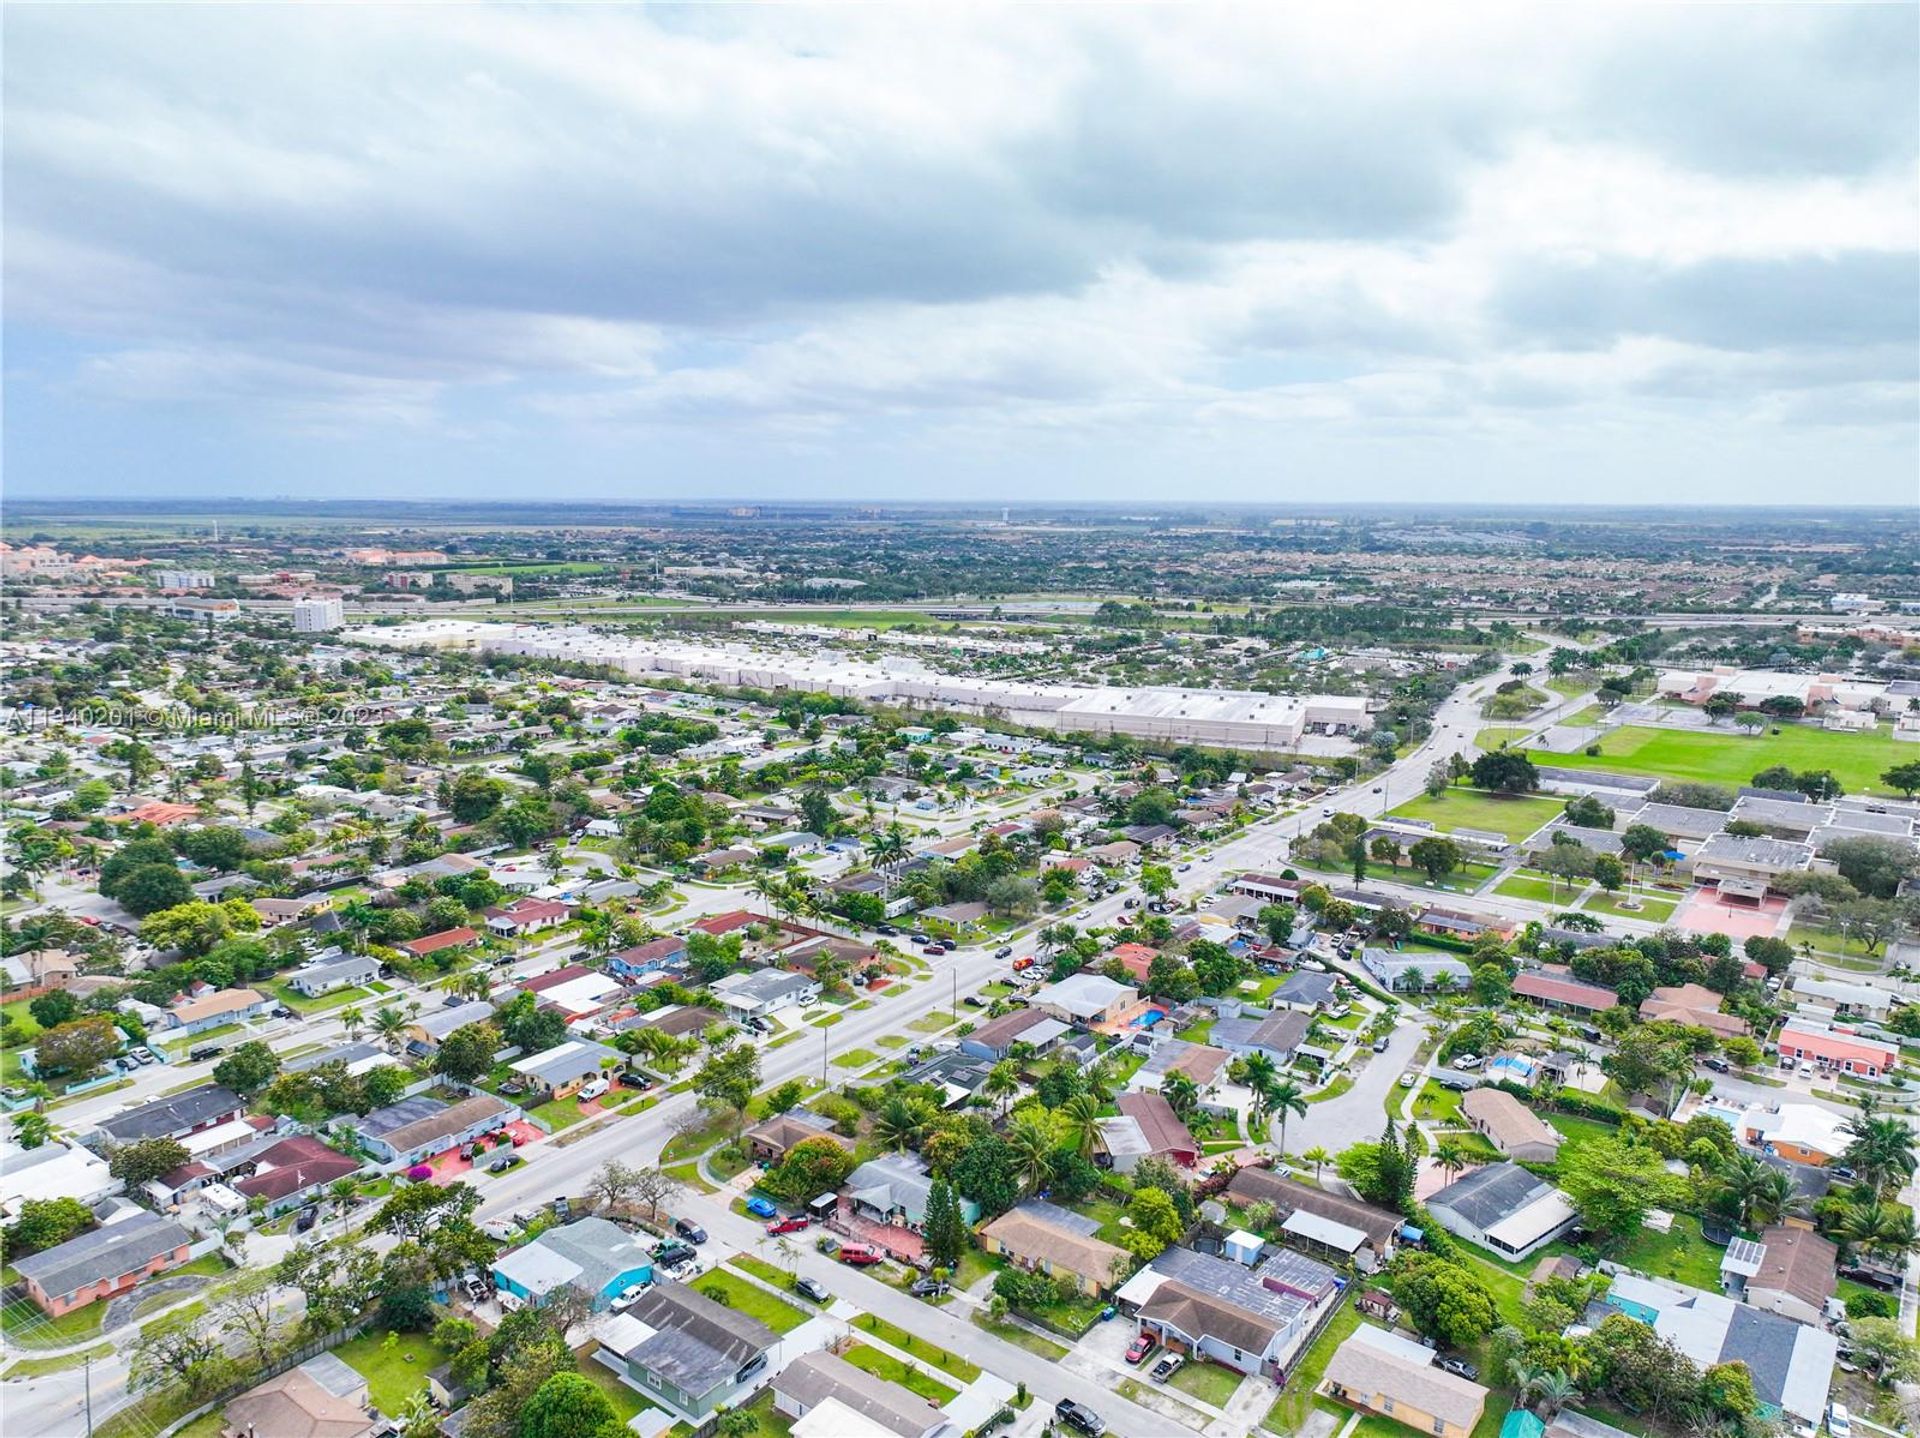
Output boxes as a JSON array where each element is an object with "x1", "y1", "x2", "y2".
[
  {"x1": 1843, "y1": 1112, "x2": 1917, "y2": 1196},
  {"x1": 1162, "y1": 1071, "x2": 1201, "y2": 1124},
  {"x1": 1835, "y1": 1198, "x2": 1920, "y2": 1266},
  {"x1": 1527, "y1": 1370, "x2": 1581, "y2": 1419},
  {"x1": 1302, "y1": 1146, "x2": 1333, "y2": 1180},
  {"x1": 371, "y1": 1006, "x2": 409, "y2": 1052},
  {"x1": 1059, "y1": 1094, "x2": 1103, "y2": 1160},
  {"x1": 1007, "y1": 1115, "x2": 1055, "y2": 1193},
  {"x1": 1433, "y1": 1138, "x2": 1471, "y2": 1180},
  {"x1": 1241, "y1": 1052, "x2": 1279, "y2": 1108},
  {"x1": 983, "y1": 1061, "x2": 1020, "y2": 1119},
  {"x1": 1714, "y1": 1152, "x2": 1798, "y2": 1230},
  {"x1": 338, "y1": 1006, "x2": 365, "y2": 1043},
  {"x1": 872, "y1": 1096, "x2": 930, "y2": 1153},
  {"x1": 1265, "y1": 1078, "x2": 1309, "y2": 1157}
]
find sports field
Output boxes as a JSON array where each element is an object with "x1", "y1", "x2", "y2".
[
  {"x1": 1572, "y1": 723, "x2": 1912, "y2": 793},
  {"x1": 1387, "y1": 788, "x2": 1563, "y2": 844}
]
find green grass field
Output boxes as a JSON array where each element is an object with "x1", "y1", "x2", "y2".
[
  {"x1": 334, "y1": 1328, "x2": 454, "y2": 1416},
  {"x1": 840, "y1": 1343, "x2": 959, "y2": 1404},
  {"x1": 1494, "y1": 873, "x2": 1584, "y2": 905},
  {"x1": 1476, "y1": 726, "x2": 1534, "y2": 748},
  {"x1": 1583, "y1": 891, "x2": 1679, "y2": 922},
  {"x1": 1388, "y1": 789, "x2": 1564, "y2": 844},
  {"x1": 1613, "y1": 1214, "x2": 1724, "y2": 1291},
  {"x1": 692, "y1": 1270, "x2": 808, "y2": 1333},
  {"x1": 1573, "y1": 723, "x2": 1912, "y2": 793}
]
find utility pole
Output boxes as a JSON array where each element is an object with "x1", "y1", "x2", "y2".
[
  {"x1": 84, "y1": 1352, "x2": 93, "y2": 1437},
  {"x1": 822, "y1": 1026, "x2": 828, "y2": 1088}
]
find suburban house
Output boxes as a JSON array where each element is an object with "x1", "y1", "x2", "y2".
[
  {"x1": 407, "y1": 1000, "x2": 499, "y2": 1052},
  {"x1": 1459, "y1": 1089, "x2": 1563, "y2": 1163},
  {"x1": 353, "y1": 1092, "x2": 518, "y2": 1169},
  {"x1": 979, "y1": 1201, "x2": 1131, "y2": 1297},
  {"x1": 772, "y1": 1349, "x2": 948, "y2": 1438},
  {"x1": 711, "y1": 968, "x2": 820, "y2": 1020},
  {"x1": 1223, "y1": 1168, "x2": 1402, "y2": 1272},
  {"x1": 957, "y1": 1007, "x2": 1069, "y2": 1061},
  {"x1": 1211, "y1": 1009, "x2": 1311, "y2": 1065},
  {"x1": 162, "y1": 986, "x2": 271, "y2": 1035},
  {"x1": 1112, "y1": 1090, "x2": 1200, "y2": 1167},
  {"x1": 521, "y1": 965, "x2": 627, "y2": 1021},
  {"x1": 1739, "y1": 1101, "x2": 1850, "y2": 1166},
  {"x1": 843, "y1": 1152, "x2": 978, "y2": 1233},
  {"x1": 744, "y1": 1108, "x2": 852, "y2": 1164},
  {"x1": 492, "y1": 1216, "x2": 653, "y2": 1311},
  {"x1": 1134, "y1": 1039, "x2": 1232, "y2": 1100},
  {"x1": 1320, "y1": 1323, "x2": 1490, "y2": 1438},
  {"x1": 1360, "y1": 949, "x2": 1472, "y2": 994},
  {"x1": 0, "y1": 1142, "x2": 117, "y2": 1220},
  {"x1": 1031, "y1": 972, "x2": 1139, "y2": 1027},
  {"x1": 1120, "y1": 1244, "x2": 1341, "y2": 1382},
  {"x1": 508, "y1": 1038, "x2": 623, "y2": 1101},
  {"x1": 1788, "y1": 976, "x2": 1893, "y2": 1022},
  {"x1": 482, "y1": 897, "x2": 572, "y2": 937},
  {"x1": 1511, "y1": 969, "x2": 1621, "y2": 1015},
  {"x1": 1593, "y1": 1271, "x2": 1837, "y2": 1428},
  {"x1": 1638, "y1": 983, "x2": 1749, "y2": 1038},
  {"x1": 393, "y1": 926, "x2": 481, "y2": 962},
  {"x1": 220, "y1": 1354, "x2": 375, "y2": 1438},
  {"x1": 15, "y1": 1210, "x2": 195, "y2": 1316},
  {"x1": 1720, "y1": 1225, "x2": 1838, "y2": 1327},
  {"x1": 1775, "y1": 1020, "x2": 1898, "y2": 1079},
  {"x1": 1425, "y1": 1162, "x2": 1579, "y2": 1261},
  {"x1": 229, "y1": 1135, "x2": 361, "y2": 1216},
  {"x1": 608, "y1": 936, "x2": 688, "y2": 979},
  {"x1": 94, "y1": 1085, "x2": 246, "y2": 1146},
  {"x1": 283, "y1": 952, "x2": 380, "y2": 998},
  {"x1": 596, "y1": 1281, "x2": 780, "y2": 1420},
  {"x1": 1270, "y1": 971, "x2": 1339, "y2": 1011}
]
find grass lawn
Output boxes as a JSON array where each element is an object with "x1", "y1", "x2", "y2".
[
  {"x1": 271, "y1": 981, "x2": 368, "y2": 1016},
  {"x1": 1, "y1": 1341, "x2": 113, "y2": 1379},
  {"x1": 1411, "y1": 1080, "x2": 1465, "y2": 1123},
  {"x1": 528, "y1": 1096, "x2": 588, "y2": 1130},
  {"x1": 1545, "y1": 1113, "x2": 1620, "y2": 1157},
  {"x1": 850, "y1": 1313, "x2": 982, "y2": 1381},
  {"x1": 1785, "y1": 922, "x2": 1879, "y2": 958},
  {"x1": 840, "y1": 1342, "x2": 960, "y2": 1405},
  {"x1": 1495, "y1": 873, "x2": 1584, "y2": 905},
  {"x1": 1, "y1": 999, "x2": 44, "y2": 1042},
  {"x1": 1613, "y1": 1213, "x2": 1723, "y2": 1291},
  {"x1": 692, "y1": 1269, "x2": 808, "y2": 1333},
  {"x1": 1476, "y1": 727, "x2": 1534, "y2": 748},
  {"x1": 972, "y1": 1311, "x2": 1069, "y2": 1358},
  {"x1": 807, "y1": 1012, "x2": 844, "y2": 1028},
  {"x1": 1169, "y1": 1360, "x2": 1246, "y2": 1407},
  {"x1": 1304, "y1": 1075, "x2": 1354, "y2": 1106},
  {"x1": 171, "y1": 1412, "x2": 228, "y2": 1438},
  {"x1": 1387, "y1": 788, "x2": 1564, "y2": 845},
  {"x1": 156, "y1": 1021, "x2": 244, "y2": 1053},
  {"x1": 832, "y1": 1048, "x2": 879, "y2": 1069},
  {"x1": 728, "y1": 1254, "x2": 797, "y2": 1289},
  {"x1": 1583, "y1": 891, "x2": 1679, "y2": 922},
  {"x1": 572, "y1": 1347, "x2": 649, "y2": 1423},
  {"x1": 173, "y1": 1252, "x2": 232, "y2": 1279},
  {"x1": 1574, "y1": 722, "x2": 1913, "y2": 794},
  {"x1": 909, "y1": 1010, "x2": 959, "y2": 1033},
  {"x1": 334, "y1": 1327, "x2": 454, "y2": 1416},
  {"x1": 0, "y1": 1294, "x2": 106, "y2": 1348},
  {"x1": 1264, "y1": 1299, "x2": 1360, "y2": 1433},
  {"x1": 721, "y1": 1391, "x2": 795, "y2": 1438}
]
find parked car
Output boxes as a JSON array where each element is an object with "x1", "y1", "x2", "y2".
[
  {"x1": 1702, "y1": 1057, "x2": 1730, "y2": 1073},
  {"x1": 1372, "y1": 1038, "x2": 1389, "y2": 1053},
  {"x1": 795, "y1": 1276, "x2": 832, "y2": 1303},
  {"x1": 838, "y1": 1244, "x2": 883, "y2": 1266},
  {"x1": 1400, "y1": 1072, "x2": 1418, "y2": 1087},
  {"x1": 487, "y1": 1154, "x2": 520, "y2": 1173},
  {"x1": 909, "y1": 1277, "x2": 949, "y2": 1298},
  {"x1": 292, "y1": 1206, "x2": 320, "y2": 1233},
  {"x1": 675, "y1": 1219, "x2": 709, "y2": 1244},
  {"x1": 611, "y1": 1281, "x2": 652, "y2": 1311},
  {"x1": 963, "y1": 996, "x2": 984, "y2": 1008},
  {"x1": 1454, "y1": 1054, "x2": 1483, "y2": 1070},
  {"x1": 766, "y1": 1216, "x2": 810, "y2": 1236},
  {"x1": 1125, "y1": 1334, "x2": 1158, "y2": 1364},
  {"x1": 1149, "y1": 1355, "x2": 1184, "y2": 1383},
  {"x1": 552, "y1": 1197, "x2": 570, "y2": 1222},
  {"x1": 188, "y1": 1044, "x2": 223, "y2": 1063},
  {"x1": 909, "y1": 932, "x2": 931, "y2": 945},
  {"x1": 1439, "y1": 1357, "x2": 1478, "y2": 1380},
  {"x1": 995, "y1": 945, "x2": 1014, "y2": 958},
  {"x1": 578, "y1": 1078, "x2": 610, "y2": 1101},
  {"x1": 1829, "y1": 1402, "x2": 1851, "y2": 1438},
  {"x1": 1055, "y1": 1399, "x2": 1105, "y2": 1436},
  {"x1": 130, "y1": 1047, "x2": 156, "y2": 1064},
  {"x1": 480, "y1": 1218, "x2": 523, "y2": 1242},
  {"x1": 745, "y1": 1197, "x2": 778, "y2": 1219},
  {"x1": 652, "y1": 1240, "x2": 694, "y2": 1269},
  {"x1": 875, "y1": 924, "x2": 899, "y2": 936}
]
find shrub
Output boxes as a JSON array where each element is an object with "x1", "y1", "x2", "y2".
[{"x1": 1847, "y1": 1290, "x2": 1894, "y2": 1319}]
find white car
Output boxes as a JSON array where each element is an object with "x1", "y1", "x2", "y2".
[
  {"x1": 1828, "y1": 1403, "x2": 1851, "y2": 1438},
  {"x1": 577, "y1": 1078, "x2": 611, "y2": 1101},
  {"x1": 480, "y1": 1218, "x2": 523, "y2": 1242}
]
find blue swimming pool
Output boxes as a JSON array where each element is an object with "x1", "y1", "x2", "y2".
[{"x1": 1130, "y1": 1008, "x2": 1167, "y2": 1029}]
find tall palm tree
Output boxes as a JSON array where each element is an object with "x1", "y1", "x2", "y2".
[
  {"x1": 1241, "y1": 1052, "x2": 1279, "y2": 1107},
  {"x1": 1265, "y1": 1078, "x2": 1309, "y2": 1157},
  {"x1": 371, "y1": 1005, "x2": 408, "y2": 1052},
  {"x1": 983, "y1": 1061, "x2": 1020, "y2": 1119},
  {"x1": 1302, "y1": 1146, "x2": 1333, "y2": 1180},
  {"x1": 338, "y1": 1006, "x2": 365, "y2": 1043},
  {"x1": 1835, "y1": 1198, "x2": 1920, "y2": 1266},
  {"x1": 1843, "y1": 1112, "x2": 1917, "y2": 1196},
  {"x1": 1714, "y1": 1152, "x2": 1800, "y2": 1230},
  {"x1": 1433, "y1": 1138, "x2": 1471, "y2": 1180},
  {"x1": 1007, "y1": 1115, "x2": 1056, "y2": 1194},
  {"x1": 1060, "y1": 1094, "x2": 1103, "y2": 1161},
  {"x1": 1162, "y1": 1071, "x2": 1201, "y2": 1124},
  {"x1": 1527, "y1": 1370, "x2": 1581, "y2": 1419}
]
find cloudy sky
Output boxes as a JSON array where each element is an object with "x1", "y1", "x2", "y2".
[{"x1": 6, "y1": 4, "x2": 1917, "y2": 506}]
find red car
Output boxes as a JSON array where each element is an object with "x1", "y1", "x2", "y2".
[
  {"x1": 838, "y1": 1244, "x2": 883, "y2": 1266},
  {"x1": 765, "y1": 1216, "x2": 811, "y2": 1236},
  {"x1": 1125, "y1": 1334, "x2": 1158, "y2": 1365}
]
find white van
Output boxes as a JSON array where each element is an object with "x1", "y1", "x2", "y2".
[{"x1": 578, "y1": 1077, "x2": 611, "y2": 1101}]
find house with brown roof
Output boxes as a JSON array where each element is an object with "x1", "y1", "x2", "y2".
[
  {"x1": 163, "y1": 986, "x2": 272, "y2": 1035},
  {"x1": 1223, "y1": 1168, "x2": 1402, "y2": 1272},
  {"x1": 1460, "y1": 1089, "x2": 1563, "y2": 1163},
  {"x1": 1738, "y1": 1225, "x2": 1839, "y2": 1327},
  {"x1": 980, "y1": 1201, "x2": 1131, "y2": 1297},
  {"x1": 1114, "y1": 1090, "x2": 1199, "y2": 1167},
  {"x1": 1512, "y1": 968, "x2": 1621, "y2": 1015},
  {"x1": 744, "y1": 1108, "x2": 852, "y2": 1164},
  {"x1": 1639, "y1": 983, "x2": 1749, "y2": 1037},
  {"x1": 221, "y1": 1356, "x2": 374, "y2": 1438},
  {"x1": 394, "y1": 926, "x2": 481, "y2": 960},
  {"x1": 230, "y1": 1135, "x2": 361, "y2": 1216},
  {"x1": 1320, "y1": 1324, "x2": 1489, "y2": 1438}
]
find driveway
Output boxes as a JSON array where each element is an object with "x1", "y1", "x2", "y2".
[{"x1": 1288, "y1": 1012, "x2": 1426, "y2": 1156}]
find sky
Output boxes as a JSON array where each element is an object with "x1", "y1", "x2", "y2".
[{"x1": 5, "y1": 4, "x2": 1918, "y2": 507}]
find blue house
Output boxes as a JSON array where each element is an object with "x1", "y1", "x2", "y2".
[
  {"x1": 609, "y1": 936, "x2": 687, "y2": 979},
  {"x1": 492, "y1": 1217, "x2": 653, "y2": 1311}
]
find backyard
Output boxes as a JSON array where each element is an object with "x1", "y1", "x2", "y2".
[
  {"x1": 1386, "y1": 789, "x2": 1564, "y2": 845},
  {"x1": 692, "y1": 1269, "x2": 809, "y2": 1334},
  {"x1": 839, "y1": 1342, "x2": 960, "y2": 1404},
  {"x1": 334, "y1": 1326, "x2": 456, "y2": 1416},
  {"x1": 1572, "y1": 723, "x2": 1911, "y2": 794}
]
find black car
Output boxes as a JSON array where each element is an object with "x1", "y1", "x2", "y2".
[
  {"x1": 1055, "y1": 1399, "x2": 1105, "y2": 1436},
  {"x1": 292, "y1": 1206, "x2": 320, "y2": 1233},
  {"x1": 909, "y1": 932, "x2": 930, "y2": 945},
  {"x1": 875, "y1": 924, "x2": 899, "y2": 937},
  {"x1": 963, "y1": 996, "x2": 985, "y2": 1008},
  {"x1": 1702, "y1": 1056, "x2": 1730, "y2": 1073},
  {"x1": 487, "y1": 1154, "x2": 519, "y2": 1173},
  {"x1": 675, "y1": 1219, "x2": 709, "y2": 1244},
  {"x1": 653, "y1": 1240, "x2": 694, "y2": 1268},
  {"x1": 795, "y1": 1276, "x2": 831, "y2": 1303},
  {"x1": 909, "y1": 1277, "x2": 949, "y2": 1298},
  {"x1": 994, "y1": 946, "x2": 1014, "y2": 958}
]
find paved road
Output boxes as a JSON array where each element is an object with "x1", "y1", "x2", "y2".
[{"x1": 1288, "y1": 1010, "x2": 1426, "y2": 1157}]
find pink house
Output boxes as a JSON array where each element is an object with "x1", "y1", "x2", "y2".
[{"x1": 1777, "y1": 1022, "x2": 1898, "y2": 1079}]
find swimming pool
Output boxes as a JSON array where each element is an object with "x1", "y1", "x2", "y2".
[
  {"x1": 1487, "y1": 1054, "x2": 1536, "y2": 1080},
  {"x1": 1130, "y1": 1008, "x2": 1168, "y2": 1029}
]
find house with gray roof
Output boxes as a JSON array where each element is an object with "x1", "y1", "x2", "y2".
[
  {"x1": 596, "y1": 1281, "x2": 780, "y2": 1420},
  {"x1": 508, "y1": 1038, "x2": 624, "y2": 1100},
  {"x1": 351, "y1": 1092, "x2": 518, "y2": 1168},
  {"x1": 93, "y1": 1085, "x2": 245, "y2": 1147},
  {"x1": 773, "y1": 1349, "x2": 948, "y2": 1438},
  {"x1": 1426, "y1": 1161, "x2": 1578, "y2": 1261},
  {"x1": 1360, "y1": 948, "x2": 1472, "y2": 994},
  {"x1": 711, "y1": 968, "x2": 820, "y2": 1020},
  {"x1": 1117, "y1": 1244, "x2": 1340, "y2": 1381},
  {"x1": 15, "y1": 1210, "x2": 194, "y2": 1316},
  {"x1": 408, "y1": 1000, "x2": 497, "y2": 1051},
  {"x1": 491, "y1": 1216, "x2": 653, "y2": 1310},
  {"x1": 844, "y1": 1151, "x2": 978, "y2": 1231},
  {"x1": 284, "y1": 951, "x2": 380, "y2": 997},
  {"x1": 1212, "y1": 1009, "x2": 1311, "y2": 1063}
]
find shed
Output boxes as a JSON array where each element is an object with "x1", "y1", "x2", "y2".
[{"x1": 1225, "y1": 1230, "x2": 1264, "y2": 1267}]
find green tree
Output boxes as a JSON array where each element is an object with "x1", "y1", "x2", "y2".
[
  {"x1": 1556, "y1": 1134, "x2": 1675, "y2": 1239},
  {"x1": 1882, "y1": 762, "x2": 1920, "y2": 800},
  {"x1": 924, "y1": 1177, "x2": 966, "y2": 1270},
  {"x1": 109, "y1": 1137, "x2": 191, "y2": 1186},
  {"x1": 34, "y1": 1017, "x2": 122, "y2": 1077},
  {"x1": 116, "y1": 863, "x2": 194, "y2": 916},
  {"x1": 1407, "y1": 836, "x2": 1462, "y2": 883},
  {"x1": 1470, "y1": 750, "x2": 1539, "y2": 794},
  {"x1": 212, "y1": 1040, "x2": 280, "y2": 1097},
  {"x1": 1391, "y1": 1253, "x2": 1498, "y2": 1349},
  {"x1": 517, "y1": 1371, "x2": 619, "y2": 1438},
  {"x1": 764, "y1": 1136, "x2": 857, "y2": 1204},
  {"x1": 434, "y1": 1021, "x2": 502, "y2": 1083}
]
